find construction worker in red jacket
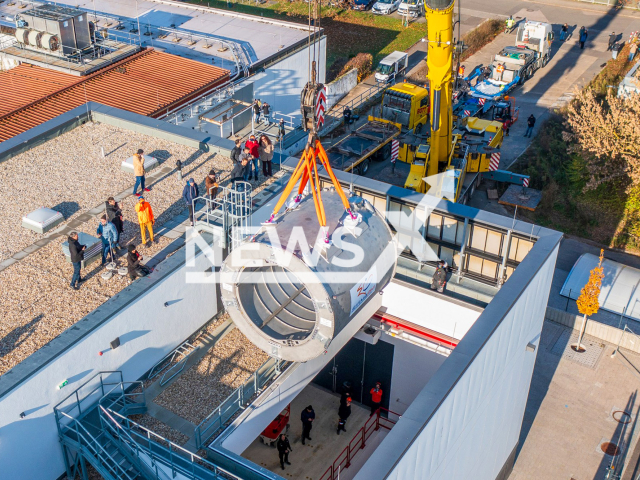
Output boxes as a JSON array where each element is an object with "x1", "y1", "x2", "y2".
[{"x1": 370, "y1": 381, "x2": 383, "y2": 416}]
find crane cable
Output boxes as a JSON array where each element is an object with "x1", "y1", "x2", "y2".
[{"x1": 262, "y1": 0, "x2": 357, "y2": 242}]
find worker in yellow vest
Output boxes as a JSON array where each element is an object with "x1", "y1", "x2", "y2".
[{"x1": 135, "y1": 196, "x2": 155, "y2": 247}]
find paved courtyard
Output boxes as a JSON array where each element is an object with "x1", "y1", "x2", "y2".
[{"x1": 509, "y1": 320, "x2": 640, "y2": 480}]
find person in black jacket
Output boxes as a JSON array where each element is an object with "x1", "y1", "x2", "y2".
[
  {"x1": 300, "y1": 405, "x2": 315, "y2": 445},
  {"x1": 276, "y1": 434, "x2": 292, "y2": 470},
  {"x1": 127, "y1": 244, "x2": 151, "y2": 281},
  {"x1": 105, "y1": 197, "x2": 124, "y2": 248},
  {"x1": 337, "y1": 397, "x2": 352, "y2": 435},
  {"x1": 230, "y1": 138, "x2": 242, "y2": 164},
  {"x1": 68, "y1": 232, "x2": 86, "y2": 290}
]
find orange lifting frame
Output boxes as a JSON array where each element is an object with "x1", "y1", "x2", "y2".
[{"x1": 265, "y1": 138, "x2": 353, "y2": 230}]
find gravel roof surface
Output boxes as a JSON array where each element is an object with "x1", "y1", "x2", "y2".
[
  {"x1": 129, "y1": 414, "x2": 190, "y2": 446},
  {"x1": 0, "y1": 121, "x2": 243, "y2": 377},
  {"x1": 154, "y1": 327, "x2": 268, "y2": 425}
]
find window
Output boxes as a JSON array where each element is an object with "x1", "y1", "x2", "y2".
[
  {"x1": 469, "y1": 225, "x2": 504, "y2": 256},
  {"x1": 509, "y1": 237, "x2": 534, "y2": 262}
]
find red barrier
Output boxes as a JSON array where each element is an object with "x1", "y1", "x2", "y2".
[{"x1": 319, "y1": 407, "x2": 401, "y2": 480}]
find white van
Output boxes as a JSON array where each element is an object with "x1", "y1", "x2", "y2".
[
  {"x1": 397, "y1": 0, "x2": 424, "y2": 17},
  {"x1": 375, "y1": 51, "x2": 409, "y2": 83}
]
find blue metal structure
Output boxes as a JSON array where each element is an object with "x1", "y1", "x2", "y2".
[{"x1": 53, "y1": 372, "x2": 243, "y2": 480}]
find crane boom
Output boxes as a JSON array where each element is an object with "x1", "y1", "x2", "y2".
[{"x1": 425, "y1": 0, "x2": 455, "y2": 178}]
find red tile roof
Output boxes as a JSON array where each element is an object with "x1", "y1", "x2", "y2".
[
  {"x1": 0, "y1": 49, "x2": 229, "y2": 143},
  {"x1": 0, "y1": 65, "x2": 77, "y2": 116}
]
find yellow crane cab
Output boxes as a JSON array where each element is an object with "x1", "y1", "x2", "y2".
[
  {"x1": 458, "y1": 116, "x2": 504, "y2": 173},
  {"x1": 404, "y1": 143, "x2": 430, "y2": 191},
  {"x1": 375, "y1": 82, "x2": 430, "y2": 164}
]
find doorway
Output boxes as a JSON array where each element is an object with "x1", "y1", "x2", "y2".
[{"x1": 313, "y1": 337, "x2": 394, "y2": 411}]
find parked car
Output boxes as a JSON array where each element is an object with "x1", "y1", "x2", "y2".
[
  {"x1": 372, "y1": 0, "x2": 401, "y2": 14},
  {"x1": 352, "y1": 0, "x2": 375, "y2": 10},
  {"x1": 398, "y1": 0, "x2": 424, "y2": 17}
]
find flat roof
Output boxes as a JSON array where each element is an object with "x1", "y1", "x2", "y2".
[
  {"x1": 0, "y1": 49, "x2": 228, "y2": 143},
  {"x1": 0, "y1": 121, "x2": 220, "y2": 376},
  {"x1": 0, "y1": 0, "x2": 312, "y2": 68}
]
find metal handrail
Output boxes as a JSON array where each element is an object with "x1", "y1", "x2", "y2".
[
  {"x1": 99, "y1": 406, "x2": 172, "y2": 480},
  {"x1": 319, "y1": 407, "x2": 400, "y2": 480},
  {"x1": 103, "y1": 407, "x2": 243, "y2": 480},
  {"x1": 194, "y1": 358, "x2": 288, "y2": 448},
  {"x1": 56, "y1": 409, "x2": 138, "y2": 480}
]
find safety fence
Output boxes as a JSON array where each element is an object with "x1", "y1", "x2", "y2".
[
  {"x1": 193, "y1": 358, "x2": 290, "y2": 449},
  {"x1": 319, "y1": 407, "x2": 400, "y2": 480}
]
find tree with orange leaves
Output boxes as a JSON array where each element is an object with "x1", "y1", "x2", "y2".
[{"x1": 575, "y1": 249, "x2": 605, "y2": 350}]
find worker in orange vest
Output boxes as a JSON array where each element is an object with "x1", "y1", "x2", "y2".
[
  {"x1": 370, "y1": 381, "x2": 383, "y2": 416},
  {"x1": 135, "y1": 196, "x2": 155, "y2": 247},
  {"x1": 458, "y1": 65, "x2": 465, "y2": 77}
]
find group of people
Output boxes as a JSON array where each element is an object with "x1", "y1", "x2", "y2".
[
  {"x1": 277, "y1": 382, "x2": 385, "y2": 471},
  {"x1": 229, "y1": 134, "x2": 275, "y2": 182},
  {"x1": 253, "y1": 99, "x2": 272, "y2": 125}
]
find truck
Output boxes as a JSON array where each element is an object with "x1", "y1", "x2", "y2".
[
  {"x1": 470, "y1": 21, "x2": 553, "y2": 99},
  {"x1": 375, "y1": 51, "x2": 409, "y2": 83}
]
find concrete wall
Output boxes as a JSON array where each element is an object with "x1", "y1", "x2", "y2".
[
  {"x1": 326, "y1": 68, "x2": 358, "y2": 110},
  {"x1": 355, "y1": 241, "x2": 559, "y2": 480},
  {"x1": 0, "y1": 246, "x2": 218, "y2": 480},
  {"x1": 546, "y1": 306, "x2": 640, "y2": 353},
  {"x1": 251, "y1": 37, "x2": 327, "y2": 121},
  {"x1": 381, "y1": 334, "x2": 448, "y2": 416}
]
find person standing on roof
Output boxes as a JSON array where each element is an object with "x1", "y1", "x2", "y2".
[
  {"x1": 431, "y1": 260, "x2": 447, "y2": 293},
  {"x1": 97, "y1": 215, "x2": 118, "y2": 266},
  {"x1": 337, "y1": 397, "x2": 352, "y2": 435},
  {"x1": 253, "y1": 101, "x2": 261, "y2": 124},
  {"x1": 205, "y1": 170, "x2": 218, "y2": 203},
  {"x1": 259, "y1": 135, "x2": 274, "y2": 178},
  {"x1": 239, "y1": 147, "x2": 252, "y2": 182},
  {"x1": 127, "y1": 244, "x2": 151, "y2": 281},
  {"x1": 524, "y1": 114, "x2": 536, "y2": 138},
  {"x1": 300, "y1": 405, "x2": 315, "y2": 445},
  {"x1": 68, "y1": 232, "x2": 86, "y2": 290},
  {"x1": 246, "y1": 135, "x2": 260, "y2": 181},
  {"x1": 105, "y1": 197, "x2": 124, "y2": 249},
  {"x1": 370, "y1": 381, "x2": 383, "y2": 416},
  {"x1": 278, "y1": 118, "x2": 286, "y2": 141},
  {"x1": 135, "y1": 196, "x2": 155, "y2": 247},
  {"x1": 276, "y1": 434, "x2": 292, "y2": 471},
  {"x1": 183, "y1": 178, "x2": 200, "y2": 227},
  {"x1": 261, "y1": 101, "x2": 271, "y2": 125},
  {"x1": 230, "y1": 138, "x2": 242, "y2": 165},
  {"x1": 132, "y1": 149, "x2": 150, "y2": 197}
]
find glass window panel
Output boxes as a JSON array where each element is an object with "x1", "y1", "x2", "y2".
[
  {"x1": 373, "y1": 195, "x2": 386, "y2": 215},
  {"x1": 453, "y1": 251, "x2": 461, "y2": 269},
  {"x1": 361, "y1": 192, "x2": 375, "y2": 205},
  {"x1": 441, "y1": 216, "x2": 458, "y2": 243},
  {"x1": 470, "y1": 226, "x2": 488, "y2": 251},
  {"x1": 467, "y1": 255, "x2": 483, "y2": 274},
  {"x1": 427, "y1": 213, "x2": 442, "y2": 239},
  {"x1": 508, "y1": 237, "x2": 519, "y2": 261},
  {"x1": 505, "y1": 266, "x2": 515, "y2": 280},
  {"x1": 455, "y1": 221, "x2": 466, "y2": 245},
  {"x1": 481, "y1": 259, "x2": 498, "y2": 278},
  {"x1": 485, "y1": 230, "x2": 502, "y2": 256},
  {"x1": 516, "y1": 239, "x2": 534, "y2": 262},
  {"x1": 439, "y1": 246, "x2": 454, "y2": 266},
  {"x1": 400, "y1": 204, "x2": 415, "y2": 231}
]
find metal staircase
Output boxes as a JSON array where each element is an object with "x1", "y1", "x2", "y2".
[{"x1": 54, "y1": 371, "x2": 243, "y2": 480}]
